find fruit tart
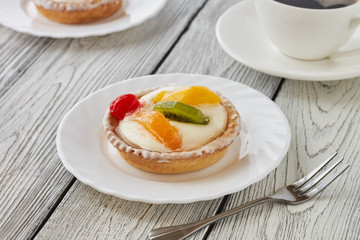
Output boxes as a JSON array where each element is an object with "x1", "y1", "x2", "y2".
[
  {"x1": 34, "y1": 0, "x2": 122, "y2": 24},
  {"x1": 103, "y1": 85, "x2": 241, "y2": 174}
]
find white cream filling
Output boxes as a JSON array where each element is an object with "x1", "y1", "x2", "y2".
[
  {"x1": 119, "y1": 119, "x2": 170, "y2": 152},
  {"x1": 117, "y1": 86, "x2": 228, "y2": 152},
  {"x1": 170, "y1": 104, "x2": 227, "y2": 150}
]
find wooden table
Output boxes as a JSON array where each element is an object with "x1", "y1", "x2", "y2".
[{"x1": 1, "y1": 0, "x2": 359, "y2": 239}]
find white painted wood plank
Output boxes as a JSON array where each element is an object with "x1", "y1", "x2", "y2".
[
  {"x1": 35, "y1": 0, "x2": 283, "y2": 239},
  {"x1": 157, "y1": 0, "x2": 282, "y2": 96},
  {"x1": 207, "y1": 79, "x2": 360, "y2": 239},
  {"x1": 35, "y1": 181, "x2": 223, "y2": 239},
  {"x1": 0, "y1": 1, "x2": 209, "y2": 239},
  {"x1": 0, "y1": 27, "x2": 54, "y2": 97}
]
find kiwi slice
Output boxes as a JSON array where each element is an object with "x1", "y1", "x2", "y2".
[{"x1": 153, "y1": 101, "x2": 210, "y2": 125}]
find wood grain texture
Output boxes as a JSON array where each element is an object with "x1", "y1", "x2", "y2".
[
  {"x1": 207, "y1": 79, "x2": 360, "y2": 240},
  {"x1": 0, "y1": 27, "x2": 53, "y2": 98},
  {"x1": 6, "y1": 0, "x2": 357, "y2": 239},
  {"x1": 157, "y1": 0, "x2": 282, "y2": 97},
  {"x1": 35, "y1": 0, "x2": 283, "y2": 239},
  {"x1": 35, "y1": 181, "x2": 223, "y2": 239},
  {"x1": 0, "y1": 1, "x2": 209, "y2": 239}
]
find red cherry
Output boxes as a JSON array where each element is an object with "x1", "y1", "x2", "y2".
[{"x1": 110, "y1": 94, "x2": 140, "y2": 120}]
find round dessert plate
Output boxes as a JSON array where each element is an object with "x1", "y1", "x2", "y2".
[
  {"x1": 216, "y1": 0, "x2": 360, "y2": 81},
  {"x1": 57, "y1": 74, "x2": 291, "y2": 204},
  {"x1": 0, "y1": 0, "x2": 167, "y2": 38}
]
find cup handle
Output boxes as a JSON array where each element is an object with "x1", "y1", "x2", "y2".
[
  {"x1": 350, "y1": 17, "x2": 360, "y2": 30},
  {"x1": 330, "y1": 17, "x2": 360, "y2": 59}
]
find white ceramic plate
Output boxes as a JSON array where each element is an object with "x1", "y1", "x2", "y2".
[
  {"x1": 57, "y1": 74, "x2": 291, "y2": 204},
  {"x1": 216, "y1": 0, "x2": 360, "y2": 81},
  {"x1": 0, "y1": 0, "x2": 166, "y2": 38}
]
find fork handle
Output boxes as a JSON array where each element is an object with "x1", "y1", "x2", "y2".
[{"x1": 148, "y1": 196, "x2": 273, "y2": 240}]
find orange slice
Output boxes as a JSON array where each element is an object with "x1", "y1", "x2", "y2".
[
  {"x1": 153, "y1": 90, "x2": 168, "y2": 103},
  {"x1": 154, "y1": 86, "x2": 221, "y2": 105},
  {"x1": 135, "y1": 111, "x2": 182, "y2": 150}
]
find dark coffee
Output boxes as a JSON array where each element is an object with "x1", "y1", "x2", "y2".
[{"x1": 274, "y1": 0, "x2": 355, "y2": 9}]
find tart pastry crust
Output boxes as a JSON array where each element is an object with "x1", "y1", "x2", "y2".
[
  {"x1": 34, "y1": 0, "x2": 122, "y2": 24},
  {"x1": 103, "y1": 87, "x2": 241, "y2": 174}
]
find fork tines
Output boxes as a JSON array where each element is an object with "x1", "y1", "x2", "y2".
[{"x1": 293, "y1": 152, "x2": 350, "y2": 197}]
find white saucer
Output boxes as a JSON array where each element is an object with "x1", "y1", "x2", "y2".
[
  {"x1": 56, "y1": 74, "x2": 291, "y2": 203},
  {"x1": 216, "y1": 0, "x2": 360, "y2": 81},
  {"x1": 0, "y1": 0, "x2": 166, "y2": 38}
]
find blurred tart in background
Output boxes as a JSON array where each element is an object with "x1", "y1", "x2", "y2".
[{"x1": 34, "y1": 0, "x2": 122, "y2": 24}]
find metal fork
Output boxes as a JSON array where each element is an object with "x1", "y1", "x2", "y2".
[{"x1": 148, "y1": 152, "x2": 350, "y2": 240}]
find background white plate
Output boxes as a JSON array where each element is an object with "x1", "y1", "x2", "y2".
[
  {"x1": 0, "y1": 0, "x2": 166, "y2": 38},
  {"x1": 57, "y1": 74, "x2": 291, "y2": 204},
  {"x1": 216, "y1": 0, "x2": 360, "y2": 81}
]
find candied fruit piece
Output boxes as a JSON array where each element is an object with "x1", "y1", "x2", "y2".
[
  {"x1": 155, "y1": 86, "x2": 221, "y2": 105},
  {"x1": 153, "y1": 101, "x2": 209, "y2": 125},
  {"x1": 153, "y1": 90, "x2": 168, "y2": 103},
  {"x1": 135, "y1": 111, "x2": 182, "y2": 150},
  {"x1": 110, "y1": 94, "x2": 140, "y2": 120}
]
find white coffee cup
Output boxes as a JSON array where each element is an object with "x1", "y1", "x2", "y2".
[{"x1": 254, "y1": 0, "x2": 360, "y2": 60}]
